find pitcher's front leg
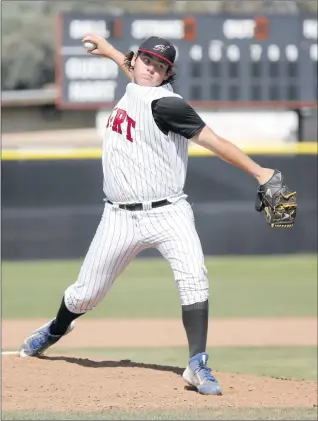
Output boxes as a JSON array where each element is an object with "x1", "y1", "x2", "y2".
[{"x1": 20, "y1": 204, "x2": 143, "y2": 357}]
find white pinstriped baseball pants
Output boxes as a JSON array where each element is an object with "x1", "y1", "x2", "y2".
[{"x1": 64, "y1": 199, "x2": 209, "y2": 313}]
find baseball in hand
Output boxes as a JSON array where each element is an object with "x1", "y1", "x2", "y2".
[{"x1": 83, "y1": 41, "x2": 97, "y2": 51}]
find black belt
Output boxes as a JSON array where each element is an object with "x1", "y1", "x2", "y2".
[{"x1": 107, "y1": 199, "x2": 170, "y2": 211}]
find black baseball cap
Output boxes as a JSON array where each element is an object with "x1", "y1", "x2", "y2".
[{"x1": 138, "y1": 36, "x2": 176, "y2": 66}]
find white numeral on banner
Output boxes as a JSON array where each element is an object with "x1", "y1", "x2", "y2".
[
  {"x1": 268, "y1": 44, "x2": 280, "y2": 61},
  {"x1": 250, "y1": 44, "x2": 262, "y2": 61},
  {"x1": 227, "y1": 44, "x2": 240, "y2": 61},
  {"x1": 209, "y1": 41, "x2": 222, "y2": 61},
  {"x1": 285, "y1": 45, "x2": 298, "y2": 61},
  {"x1": 189, "y1": 45, "x2": 203, "y2": 61},
  {"x1": 310, "y1": 44, "x2": 317, "y2": 61}
]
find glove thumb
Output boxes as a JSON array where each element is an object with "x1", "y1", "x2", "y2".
[{"x1": 255, "y1": 191, "x2": 265, "y2": 212}]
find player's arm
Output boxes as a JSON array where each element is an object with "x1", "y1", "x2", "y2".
[
  {"x1": 81, "y1": 34, "x2": 133, "y2": 81},
  {"x1": 152, "y1": 97, "x2": 274, "y2": 185},
  {"x1": 191, "y1": 125, "x2": 274, "y2": 184}
]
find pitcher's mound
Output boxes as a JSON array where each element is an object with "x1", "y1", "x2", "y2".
[{"x1": 2, "y1": 355, "x2": 317, "y2": 412}]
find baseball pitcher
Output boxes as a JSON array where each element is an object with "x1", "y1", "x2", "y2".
[{"x1": 20, "y1": 34, "x2": 297, "y2": 395}]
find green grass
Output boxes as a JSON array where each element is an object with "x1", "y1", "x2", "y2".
[
  {"x1": 2, "y1": 407, "x2": 318, "y2": 420},
  {"x1": 2, "y1": 254, "x2": 317, "y2": 318},
  {"x1": 46, "y1": 345, "x2": 318, "y2": 381}
]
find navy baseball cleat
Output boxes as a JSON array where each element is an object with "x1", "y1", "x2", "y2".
[
  {"x1": 19, "y1": 319, "x2": 75, "y2": 357},
  {"x1": 182, "y1": 352, "x2": 222, "y2": 395}
]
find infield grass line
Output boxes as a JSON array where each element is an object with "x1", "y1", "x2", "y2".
[
  {"x1": 36, "y1": 345, "x2": 318, "y2": 381},
  {"x1": 2, "y1": 407, "x2": 318, "y2": 420}
]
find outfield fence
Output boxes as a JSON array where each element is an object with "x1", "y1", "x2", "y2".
[{"x1": 2, "y1": 150, "x2": 317, "y2": 259}]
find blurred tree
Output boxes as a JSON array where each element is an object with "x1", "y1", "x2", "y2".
[
  {"x1": 2, "y1": 2, "x2": 55, "y2": 89},
  {"x1": 1, "y1": 1, "x2": 123, "y2": 90}
]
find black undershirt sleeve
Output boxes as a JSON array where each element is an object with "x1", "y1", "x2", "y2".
[{"x1": 151, "y1": 96, "x2": 206, "y2": 139}]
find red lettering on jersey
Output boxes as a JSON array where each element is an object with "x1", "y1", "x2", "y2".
[
  {"x1": 112, "y1": 109, "x2": 127, "y2": 134},
  {"x1": 126, "y1": 116, "x2": 136, "y2": 142},
  {"x1": 106, "y1": 108, "x2": 117, "y2": 128},
  {"x1": 108, "y1": 108, "x2": 136, "y2": 142}
]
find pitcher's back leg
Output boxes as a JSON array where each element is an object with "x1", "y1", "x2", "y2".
[{"x1": 149, "y1": 200, "x2": 222, "y2": 395}]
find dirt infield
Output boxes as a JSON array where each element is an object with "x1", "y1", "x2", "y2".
[
  {"x1": 3, "y1": 356, "x2": 317, "y2": 412},
  {"x1": 2, "y1": 317, "x2": 318, "y2": 412},
  {"x1": 3, "y1": 317, "x2": 318, "y2": 349}
]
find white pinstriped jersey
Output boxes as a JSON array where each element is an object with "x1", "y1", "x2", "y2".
[
  {"x1": 102, "y1": 83, "x2": 189, "y2": 203},
  {"x1": 65, "y1": 86, "x2": 209, "y2": 313}
]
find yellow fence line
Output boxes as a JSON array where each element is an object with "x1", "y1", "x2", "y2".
[
  {"x1": 1, "y1": 142, "x2": 317, "y2": 161},
  {"x1": 2, "y1": 149, "x2": 102, "y2": 161},
  {"x1": 188, "y1": 142, "x2": 318, "y2": 156}
]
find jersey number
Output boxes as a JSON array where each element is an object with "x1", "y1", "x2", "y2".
[{"x1": 107, "y1": 108, "x2": 136, "y2": 142}]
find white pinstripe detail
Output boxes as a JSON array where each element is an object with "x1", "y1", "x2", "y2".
[
  {"x1": 64, "y1": 200, "x2": 208, "y2": 312},
  {"x1": 102, "y1": 83, "x2": 188, "y2": 203},
  {"x1": 64, "y1": 82, "x2": 208, "y2": 313},
  {"x1": 145, "y1": 200, "x2": 208, "y2": 305},
  {"x1": 64, "y1": 204, "x2": 146, "y2": 313}
]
